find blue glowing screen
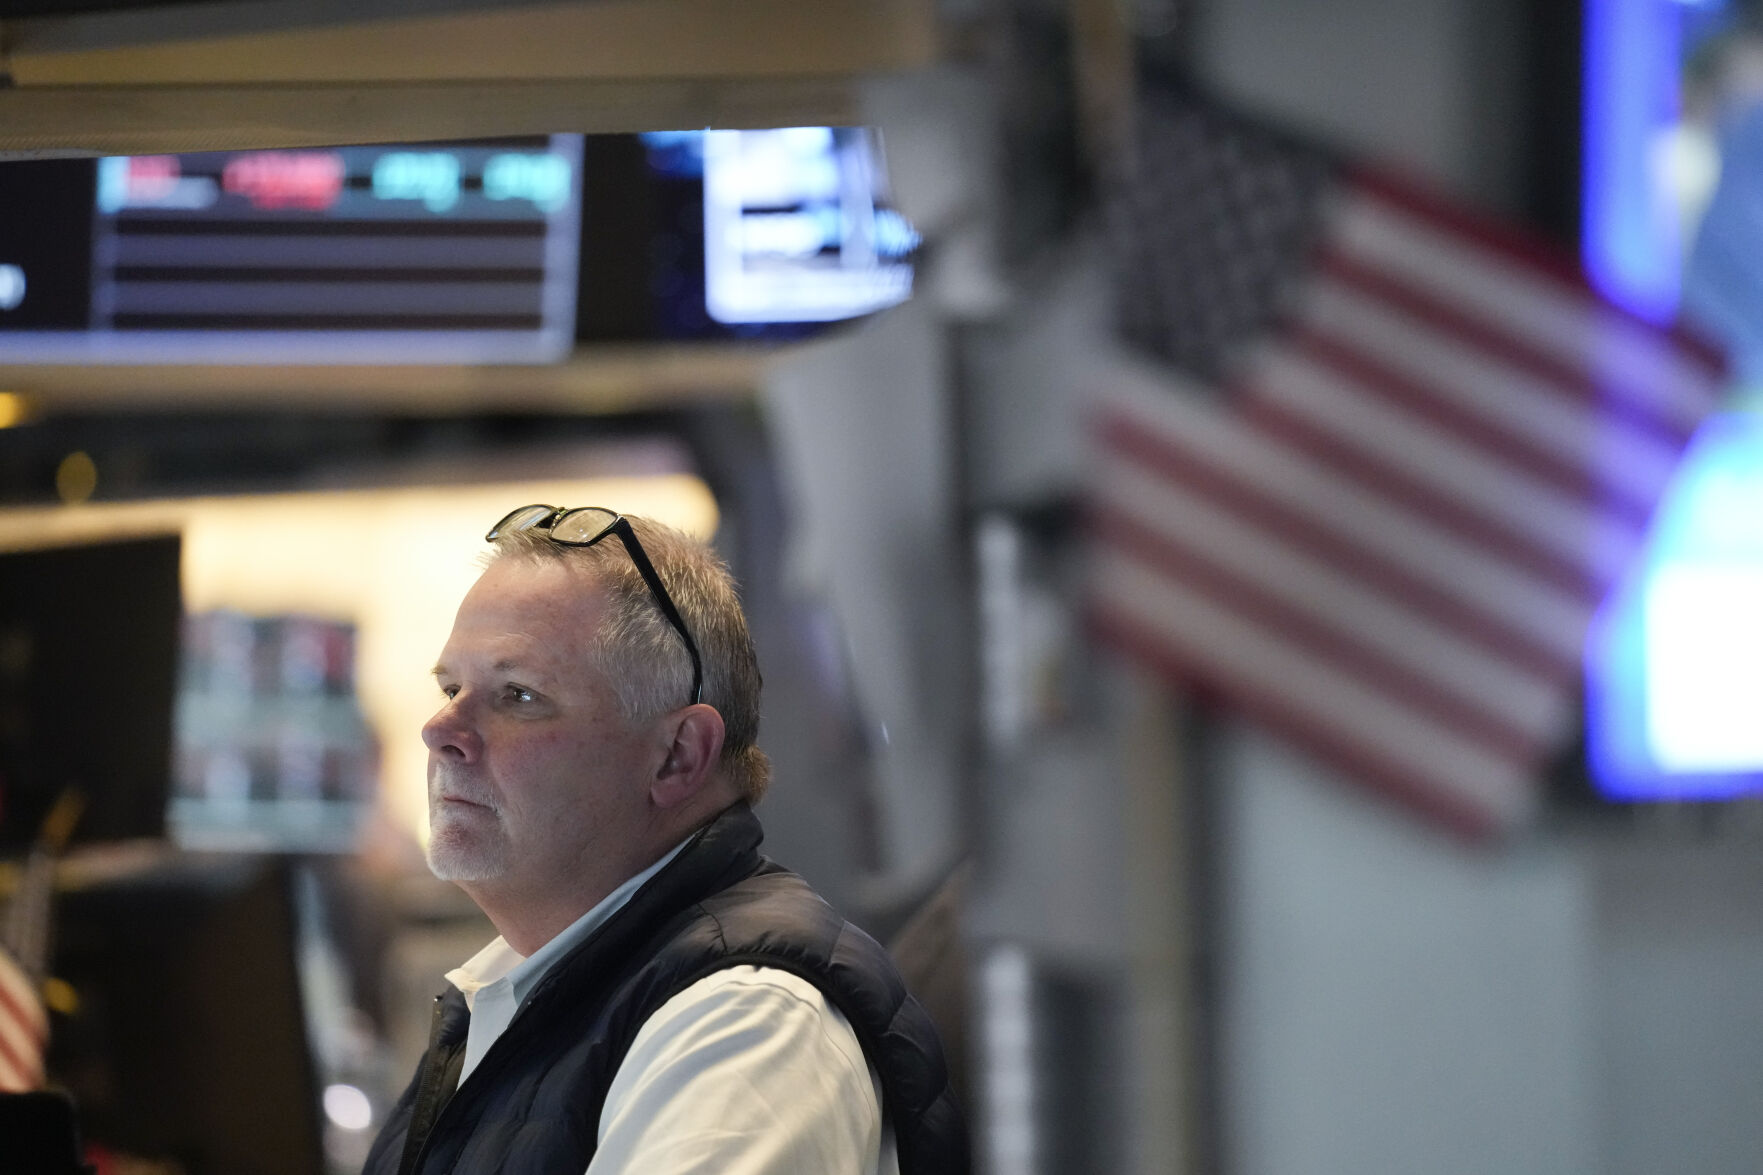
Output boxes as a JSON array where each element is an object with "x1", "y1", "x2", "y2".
[
  {"x1": 1587, "y1": 412, "x2": 1763, "y2": 799},
  {"x1": 1579, "y1": 0, "x2": 1763, "y2": 801}
]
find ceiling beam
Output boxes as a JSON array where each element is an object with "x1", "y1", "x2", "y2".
[
  {"x1": 0, "y1": 343, "x2": 778, "y2": 414},
  {"x1": 4, "y1": 0, "x2": 938, "y2": 84},
  {"x1": 0, "y1": 0, "x2": 939, "y2": 152},
  {"x1": 0, "y1": 75, "x2": 866, "y2": 155}
]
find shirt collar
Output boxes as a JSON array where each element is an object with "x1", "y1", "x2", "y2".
[{"x1": 446, "y1": 834, "x2": 693, "y2": 1007}]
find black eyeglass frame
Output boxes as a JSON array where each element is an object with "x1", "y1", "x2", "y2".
[{"x1": 486, "y1": 504, "x2": 704, "y2": 706}]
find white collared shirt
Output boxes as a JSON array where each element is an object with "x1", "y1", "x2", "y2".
[{"x1": 444, "y1": 842, "x2": 899, "y2": 1175}]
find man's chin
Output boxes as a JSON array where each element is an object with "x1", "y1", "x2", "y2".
[{"x1": 425, "y1": 828, "x2": 507, "y2": 883}]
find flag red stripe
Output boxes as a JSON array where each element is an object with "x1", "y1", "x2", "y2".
[
  {"x1": 1345, "y1": 167, "x2": 1598, "y2": 297},
  {"x1": 1096, "y1": 409, "x2": 1581, "y2": 680},
  {"x1": 0, "y1": 972, "x2": 45, "y2": 1045},
  {"x1": 1094, "y1": 507, "x2": 1546, "y2": 760},
  {"x1": 1238, "y1": 396, "x2": 1617, "y2": 598},
  {"x1": 1289, "y1": 329, "x2": 1659, "y2": 527},
  {"x1": 1316, "y1": 248, "x2": 1706, "y2": 444},
  {"x1": 1345, "y1": 167, "x2": 1729, "y2": 373},
  {"x1": 1088, "y1": 605, "x2": 1504, "y2": 839},
  {"x1": 0, "y1": 971, "x2": 44, "y2": 1091}
]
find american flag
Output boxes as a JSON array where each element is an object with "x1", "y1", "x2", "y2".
[
  {"x1": 0, "y1": 941, "x2": 46, "y2": 1091},
  {"x1": 0, "y1": 846, "x2": 53, "y2": 1092},
  {"x1": 1091, "y1": 89, "x2": 1727, "y2": 836}
]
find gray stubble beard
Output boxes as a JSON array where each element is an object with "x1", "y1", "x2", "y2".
[{"x1": 426, "y1": 772, "x2": 508, "y2": 882}]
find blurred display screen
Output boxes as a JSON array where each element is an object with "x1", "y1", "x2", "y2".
[
  {"x1": 0, "y1": 128, "x2": 917, "y2": 361},
  {"x1": 1582, "y1": 0, "x2": 1763, "y2": 366},
  {"x1": 638, "y1": 127, "x2": 916, "y2": 331},
  {"x1": 0, "y1": 536, "x2": 179, "y2": 849},
  {"x1": 170, "y1": 610, "x2": 376, "y2": 853},
  {"x1": 697, "y1": 127, "x2": 916, "y2": 324},
  {"x1": 1588, "y1": 414, "x2": 1763, "y2": 801},
  {"x1": 1581, "y1": 1, "x2": 1763, "y2": 801},
  {"x1": 0, "y1": 135, "x2": 583, "y2": 364}
]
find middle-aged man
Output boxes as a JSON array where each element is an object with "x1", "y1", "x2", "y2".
[{"x1": 363, "y1": 505, "x2": 966, "y2": 1175}]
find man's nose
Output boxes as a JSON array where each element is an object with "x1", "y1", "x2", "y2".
[{"x1": 422, "y1": 695, "x2": 482, "y2": 762}]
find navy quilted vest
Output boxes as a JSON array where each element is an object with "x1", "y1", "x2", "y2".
[{"x1": 362, "y1": 804, "x2": 968, "y2": 1175}]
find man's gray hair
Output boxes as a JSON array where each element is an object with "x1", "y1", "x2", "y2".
[{"x1": 488, "y1": 515, "x2": 770, "y2": 804}]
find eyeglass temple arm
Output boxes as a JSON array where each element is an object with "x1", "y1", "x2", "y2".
[{"x1": 607, "y1": 520, "x2": 705, "y2": 706}]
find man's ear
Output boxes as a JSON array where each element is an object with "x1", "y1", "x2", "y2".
[{"x1": 650, "y1": 703, "x2": 727, "y2": 809}]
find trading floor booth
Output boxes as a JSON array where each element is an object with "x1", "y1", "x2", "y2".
[{"x1": 0, "y1": 4, "x2": 965, "y2": 1171}]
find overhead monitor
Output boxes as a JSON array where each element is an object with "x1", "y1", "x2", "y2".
[
  {"x1": 0, "y1": 129, "x2": 919, "y2": 362},
  {"x1": 1579, "y1": 1, "x2": 1763, "y2": 802},
  {"x1": 637, "y1": 126, "x2": 917, "y2": 333},
  {"x1": 0, "y1": 135, "x2": 583, "y2": 364},
  {"x1": 1586, "y1": 412, "x2": 1763, "y2": 801},
  {"x1": 698, "y1": 126, "x2": 917, "y2": 325}
]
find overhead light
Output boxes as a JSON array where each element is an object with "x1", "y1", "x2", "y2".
[
  {"x1": 55, "y1": 451, "x2": 97, "y2": 504},
  {"x1": 0, "y1": 393, "x2": 31, "y2": 428}
]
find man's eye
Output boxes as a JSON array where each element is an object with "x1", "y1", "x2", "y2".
[
  {"x1": 505, "y1": 685, "x2": 535, "y2": 704},
  {"x1": 440, "y1": 684, "x2": 460, "y2": 699}
]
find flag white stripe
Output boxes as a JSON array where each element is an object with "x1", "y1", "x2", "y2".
[
  {"x1": 0, "y1": 945, "x2": 44, "y2": 1092},
  {"x1": 1332, "y1": 193, "x2": 1718, "y2": 427},
  {"x1": 1303, "y1": 278, "x2": 1685, "y2": 500},
  {"x1": 0, "y1": 1015, "x2": 38, "y2": 1064},
  {"x1": 1097, "y1": 460, "x2": 1566, "y2": 743},
  {"x1": 1248, "y1": 347, "x2": 1644, "y2": 582},
  {"x1": 0, "y1": 1001, "x2": 39, "y2": 1050},
  {"x1": 1100, "y1": 364, "x2": 1591, "y2": 665},
  {"x1": 0, "y1": 959, "x2": 44, "y2": 1037},
  {"x1": 1094, "y1": 549, "x2": 1533, "y2": 823},
  {"x1": 0, "y1": 955, "x2": 43, "y2": 1093},
  {"x1": 0, "y1": 1050, "x2": 33, "y2": 1093}
]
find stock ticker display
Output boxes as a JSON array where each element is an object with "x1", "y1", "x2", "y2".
[
  {"x1": 0, "y1": 136, "x2": 583, "y2": 363},
  {"x1": 0, "y1": 128, "x2": 918, "y2": 362}
]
